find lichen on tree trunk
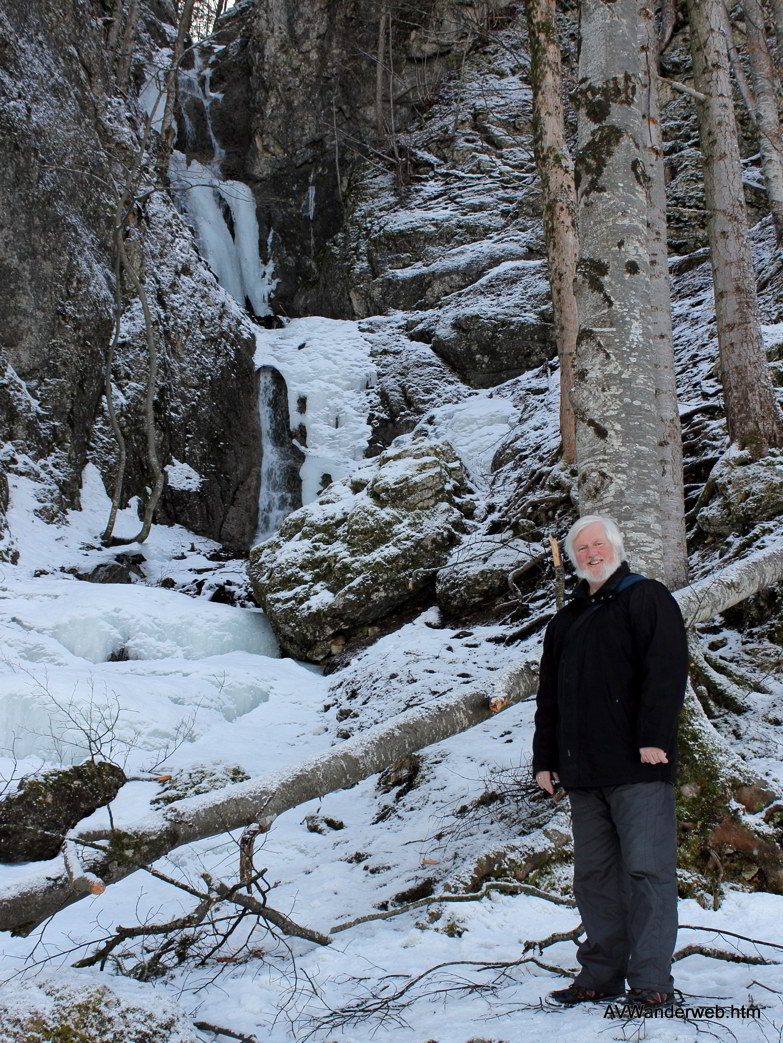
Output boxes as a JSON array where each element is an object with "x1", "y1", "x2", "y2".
[{"x1": 573, "y1": 0, "x2": 667, "y2": 580}]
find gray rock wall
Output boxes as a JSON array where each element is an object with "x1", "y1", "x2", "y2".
[
  {"x1": 0, "y1": 0, "x2": 264, "y2": 550},
  {"x1": 0, "y1": 0, "x2": 117, "y2": 509},
  {"x1": 199, "y1": 0, "x2": 514, "y2": 316}
]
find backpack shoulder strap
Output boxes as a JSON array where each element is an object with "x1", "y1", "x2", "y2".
[{"x1": 614, "y1": 573, "x2": 645, "y2": 594}]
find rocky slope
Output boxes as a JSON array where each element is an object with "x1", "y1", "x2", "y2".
[{"x1": 2, "y1": 0, "x2": 782, "y2": 614}]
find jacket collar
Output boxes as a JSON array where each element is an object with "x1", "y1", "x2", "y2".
[{"x1": 572, "y1": 560, "x2": 630, "y2": 603}]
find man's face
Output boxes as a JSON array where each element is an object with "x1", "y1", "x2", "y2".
[{"x1": 573, "y1": 522, "x2": 619, "y2": 588}]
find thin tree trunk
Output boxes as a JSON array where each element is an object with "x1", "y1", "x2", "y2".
[
  {"x1": 742, "y1": 0, "x2": 783, "y2": 244},
  {"x1": 3, "y1": 542, "x2": 783, "y2": 936},
  {"x1": 376, "y1": 10, "x2": 387, "y2": 139},
  {"x1": 107, "y1": 0, "x2": 125, "y2": 51},
  {"x1": 524, "y1": 0, "x2": 578, "y2": 465},
  {"x1": 101, "y1": 236, "x2": 127, "y2": 544},
  {"x1": 102, "y1": 110, "x2": 159, "y2": 543},
  {"x1": 642, "y1": 8, "x2": 688, "y2": 589},
  {"x1": 659, "y1": 0, "x2": 677, "y2": 53},
  {"x1": 770, "y1": 0, "x2": 783, "y2": 67},
  {"x1": 720, "y1": 0, "x2": 758, "y2": 123},
  {"x1": 158, "y1": 0, "x2": 196, "y2": 178},
  {"x1": 117, "y1": 235, "x2": 165, "y2": 545},
  {"x1": 116, "y1": 0, "x2": 140, "y2": 91},
  {"x1": 212, "y1": 0, "x2": 226, "y2": 34},
  {"x1": 686, "y1": 0, "x2": 783, "y2": 454},
  {"x1": 387, "y1": 13, "x2": 402, "y2": 179},
  {"x1": 572, "y1": 0, "x2": 665, "y2": 579}
]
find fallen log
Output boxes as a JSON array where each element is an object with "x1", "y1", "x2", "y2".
[{"x1": 1, "y1": 541, "x2": 782, "y2": 935}]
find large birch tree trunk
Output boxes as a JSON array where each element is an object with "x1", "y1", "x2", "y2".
[
  {"x1": 642, "y1": 9, "x2": 687, "y2": 590},
  {"x1": 686, "y1": 0, "x2": 783, "y2": 455},
  {"x1": 2, "y1": 544, "x2": 783, "y2": 936},
  {"x1": 742, "y1": 0, "x2": 783, "y2": 245},
  {"x1": 524, "y1": 0, "x2": 578, "y2": 465},
  {"x1": 572, "y1": 0, "x2": 665, "y2": 579}
]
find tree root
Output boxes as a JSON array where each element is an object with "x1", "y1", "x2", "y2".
[
  {"x1": 703, "y1": 647, "x2": 772, "y2": 695},
  {"x1": 673, "y1": 943, "x2": 776, "y2": 965},
  {"x1": 330, "y1": 880, "x2": 576, "y2": 935},
  {"x1": 193, "y1": 1023, "x2": 258, "y2": 1043},
  {"x1": 689, "y1": 641, "x2": 749, "y2": 714}
]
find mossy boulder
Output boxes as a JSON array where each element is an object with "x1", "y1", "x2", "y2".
[
  {"x1": 696, "y1": 447, "x2": 783, "y2": 535},
  {"x1": 249, "y1": 440, "x2": 473, "y2": 660},
  {"x1": 677, "y1": 685, "x2": 783, "y2": 896},
  {"x1": 0, "y1": 974, "x2": 201, "y2": 1043},
  {"x1": 0, "y1": 761, "x2": 126, "y2": 864}
]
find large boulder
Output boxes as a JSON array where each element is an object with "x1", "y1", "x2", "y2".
[
  {"x1": 249, "y1": 440, "x2": 474, "y2": 660},
  {"x1": 0, "y1": 973, "x2": 201, "y2": 1043},
  {"x1": 696, "y1": 447, "x2": 783, "y2": 536},
  {"x1": 0, "y1": 760, "x2": 126, "y2": 863}
]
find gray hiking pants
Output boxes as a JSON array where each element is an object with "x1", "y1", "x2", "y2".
[{"x1": 569, "y1": 781, "x2": 677, "y2": 994}]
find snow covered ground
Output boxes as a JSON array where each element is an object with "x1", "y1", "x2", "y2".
[
  {"x1": 1, "y1": 395, "x2": 782, "y2": 1042},
  {"x1": 1, "y1": 22, "x2": 782, "y2": 1034}
]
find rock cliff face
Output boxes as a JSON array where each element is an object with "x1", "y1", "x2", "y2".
[
  {"x1": 193, "y1": 0, "x2": 519, "y2": 318},
  {"x1": 0, "y1": 0, "x2": 117, "y2": 517},
  {"x1": 0, "y1": 0, "x2": 264, "y2": 550}
]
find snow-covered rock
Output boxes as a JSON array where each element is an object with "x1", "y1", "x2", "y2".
[
  {"x1": 696, "y1": 447, "x2": 783, "y2": 535},
  {"x1": 249, "y1": 439, "x2": 475, "y2": 660},
  {"x1": 0, "y1": 973, "x2": 202, "y2": 1043},
  {"x1": 436, "y1": 533, "x2": 540, "y2": 617},
  {"x1": 0, "y1": 760, "x2": 126, "y2": 863}
]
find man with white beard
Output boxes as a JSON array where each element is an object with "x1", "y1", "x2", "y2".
[{"x1": 532, "y1": 515, "x2": 687, "y2": 1010}]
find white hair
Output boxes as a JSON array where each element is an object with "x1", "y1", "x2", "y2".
[{"x1": 564, "y1": 515, "x2": 626, "y2": 570}]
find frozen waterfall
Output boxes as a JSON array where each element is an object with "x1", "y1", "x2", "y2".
[
  {"x1": 170, "y1": 154, "x2": 276, "y2": 317},
  {"x1": 168, "y1": 48, "x2": 276, "y2": 318},
  {"x1": 166, "y1": 44, "x2": 300, "y2": 538},
  {"x1": 256, "y1": 367, "x2": 303, "y2": 542}
]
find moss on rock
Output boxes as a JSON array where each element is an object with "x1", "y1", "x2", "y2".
[
  {"x1": 0, "y1": 976, "x2": 201, "y2": 1043},
  {"x1": 677, "y1": 685, "x2": 783, "y2": 896},
  {"x1": 0, "y1": 761, "x2": 126, "y2": 864},
  {"x1": 249, "y1": 440, "x2": 474, "y2": 660},
  {"x1": 696, "y1": 447, "x2": 783, "y2": 535},
  {"x1": 151, "y1": 764, "x2": 250, "y2": 807}
]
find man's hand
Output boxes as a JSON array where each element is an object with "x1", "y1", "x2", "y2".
[
  {"x1": 639, "y1": 747, "x2": 668, "y2": 764},
  {"x1": 535, "y1": 770, "x2": 560, "y2": 794}
]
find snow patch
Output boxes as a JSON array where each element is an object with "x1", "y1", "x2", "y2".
[{"x1": 165, "y1": 458, "x2": 203, "y2": 491}]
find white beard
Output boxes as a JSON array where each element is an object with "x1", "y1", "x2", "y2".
[{"x1": 575, "y1": 556, "x2": 619, "y2": 587}]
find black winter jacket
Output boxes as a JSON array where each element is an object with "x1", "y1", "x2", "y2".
[{"x1": 532, "y1": 562, "x2": 688, "y2": 788}]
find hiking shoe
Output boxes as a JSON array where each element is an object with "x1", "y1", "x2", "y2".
[
  {"x1": 625, "y1": 988, "x2": 676, "y2": 1009},
  {"x1": 548, "y1": 982, "x2": 620, "y2": 1005}
]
